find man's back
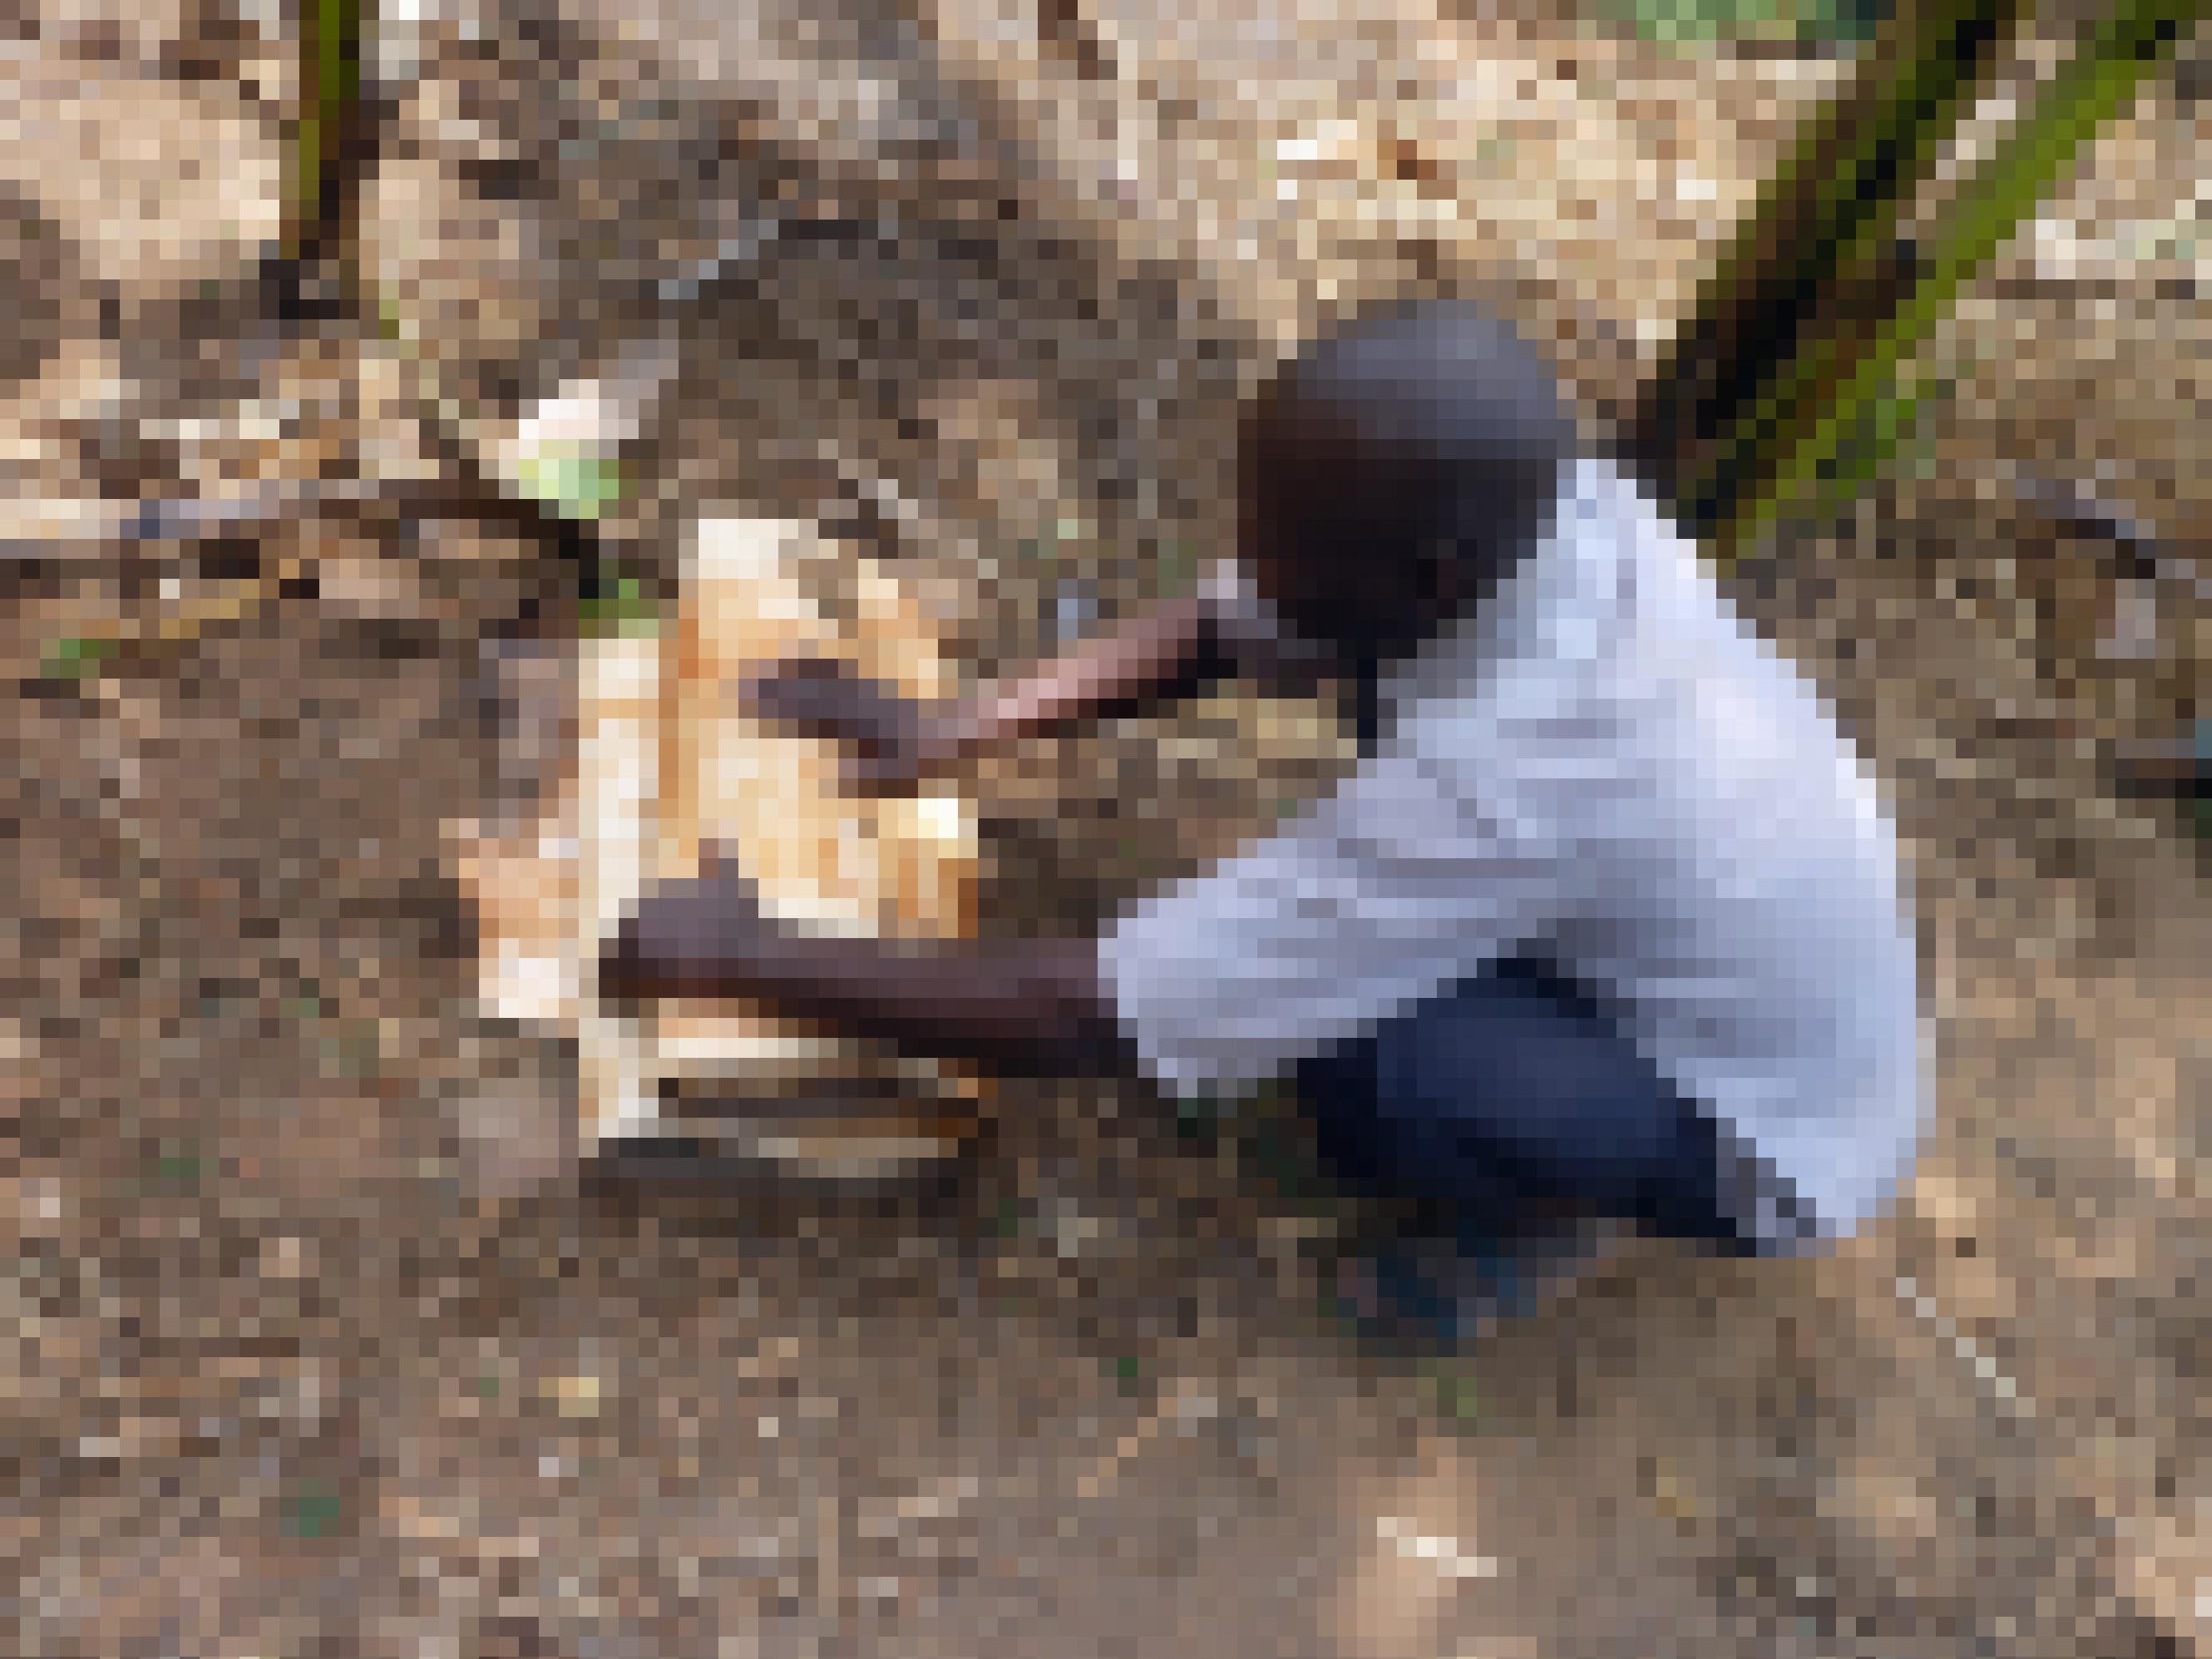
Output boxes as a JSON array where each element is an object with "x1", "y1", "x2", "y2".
[
  {"x1": 1102, "y1": 453, "x2": 1925, "y2": 1241},
  {"x1": 1531, "y1": 459, "x2": 1923, "y2": 1237}
]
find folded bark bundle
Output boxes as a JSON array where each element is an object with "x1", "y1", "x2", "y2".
[{"x1": 452, "y1": 517, "x2": 986, "y2": 1175}]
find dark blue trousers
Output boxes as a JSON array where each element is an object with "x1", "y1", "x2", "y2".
[{"x1": 1296, "y1": 955, "x2": 1759, "y2": 1253}]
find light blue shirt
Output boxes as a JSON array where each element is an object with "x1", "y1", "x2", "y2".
[{"x1": 1099, "y1": 456, "x2": 1926, "y2": 1238}]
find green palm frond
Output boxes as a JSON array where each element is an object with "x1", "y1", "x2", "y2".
[
  {"x1": 1724, "y1": 0, "x2": 2200, "y2": 552},
  {"x1": 1635, "y1": 0, "x2": 2201, "y2": 559},
  {"x1": 1634, "y1": 0, "x2": 2030, "y2": 535}
]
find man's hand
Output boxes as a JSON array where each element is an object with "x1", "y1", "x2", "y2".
[
  {"x1": 599, "y1": 864, "x2": 778, "y2": 1005},
  {"x1": 737, "y1": 655, "x2": 962, "y2": 795}
]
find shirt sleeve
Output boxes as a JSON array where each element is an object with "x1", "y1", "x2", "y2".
[{"x1": 1097, "y1": 706, "x2": 1590, "y2": 1098}]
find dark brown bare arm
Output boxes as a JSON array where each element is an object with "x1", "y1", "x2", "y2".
[
  {"x1": 945, "y1": 590, "x2": 1223, "y2": 754},
  {"x1": 599, "y1": 870, "x2": 1128, "y2": 1076},
  {"x1": 742, "y1": 576, "x2": 1322, "y2": 793}
]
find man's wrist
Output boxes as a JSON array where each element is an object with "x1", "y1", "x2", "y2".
[{"x1": 919, "y1": 700, "x2": 983, "y2": 772}]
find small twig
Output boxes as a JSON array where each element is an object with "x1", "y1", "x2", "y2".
[
  {"x1": 1072, "y1": 1379, "x2": 1221, "y2": 1500},
  {"x1": 2000, "y1": 470, "x2": 2206, "y2": 806},
  {"x1": 1072, "y1": 1406, "x2": 1173, "y2": 1500},
  {"x1": 2008, "y1": 469, "x2": 2210, "y2": 598},
  {"x1": 2110, "y1": 742, "x2": 2207, "y2": 802},
  {"x1": 10, "y1": 469, "x2": 621, "y2": 679},
  {"x1": 2, "y1": 473, "x2": 609, "y2": 568},
  {"x1": 30, "y1": 564, "x2": 299, "y2": 684},
  {"x1": 1892, "y1": 1274, "x2": 2033, "y2": 1416}
]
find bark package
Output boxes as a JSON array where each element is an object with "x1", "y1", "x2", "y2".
[{"x1": 453, "y1": 517, "x2": 987, "y2": 1174}]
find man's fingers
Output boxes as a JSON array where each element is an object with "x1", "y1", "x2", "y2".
[{"x1": 841, "y1": 751, "x2": 925, "y2": 796}]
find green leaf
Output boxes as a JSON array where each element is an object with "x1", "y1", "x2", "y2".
[
  {"x1": 1613, "y1": 0, "x2": 1843, "y2": 46},
  {"x1": 1434, "y1": 1368, "x2": 1480, "y2": 1428},
  {"x1": 150, "y1": 1137, "x2": 204, "y2": 1188},
  {"x1": 40, "y1": 635, "x2": 113, "y2": 681},
  {"x1": 1154, "y1": 539, "x2": 1193, "y2": 588},
  {"x1": 375, "y1": 291, "x2": 410, "y2": 344},
  {"x1": 513, "y1": 448, "x2": 628, "y2": 521},
  {"x1": 578, "y1": 574, "x2": 661, "y2": 638},
  {"x1": 280, "y1": 1480, "x2": 342, "y2": 1540}
]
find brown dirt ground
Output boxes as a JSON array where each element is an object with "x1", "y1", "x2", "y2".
[{"x1": 2, "y1": 2, "x2": 2206, "y2": 1657}]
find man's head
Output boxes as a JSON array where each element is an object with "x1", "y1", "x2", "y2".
[{"x1": 1239, "y1": 301, "x2": 1577, "y2": 670}]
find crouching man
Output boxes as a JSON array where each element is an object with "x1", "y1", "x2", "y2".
[{"x1": 600, "y1": 300, "x2": 1927, "y2": 1340}]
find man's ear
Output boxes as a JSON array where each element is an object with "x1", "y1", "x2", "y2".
[{"x1": 1233, "y1": 619, "x2": 1336, "y2": 700}]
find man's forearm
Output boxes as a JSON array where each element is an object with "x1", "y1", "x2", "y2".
[
  {"x1": 946, "y1": 592, "x2": 1225, "y2": 757},
  {"x1": 742, "y1": 933, "x2": 1123, "y2": 1074},
  {"x1": 602, "y1": 877, "x2": 1127, "y2": 1075}
]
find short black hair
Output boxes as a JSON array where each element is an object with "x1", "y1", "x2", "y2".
[{"x1": 1240, "y1": 300, "x2": 1577, "y2": 670}]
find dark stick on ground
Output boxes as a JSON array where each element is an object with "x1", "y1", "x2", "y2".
[{"x1": 2010, "y1": 469, "x2": 2209, "y2": 596}]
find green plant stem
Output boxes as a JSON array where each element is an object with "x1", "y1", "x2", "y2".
[
  {"x1": 1630, "y1": 0, "x2": 2027, "y2": 526},
  {"x1": 287, "y1": 0, "x2": 369, "y2": 274},
  {"x1": 1807, "y1": 374, "x2": 1936, "y2": 517},
  {"x1": 1719, "y1": 0, "x2": 2201, "y2": 554}
]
